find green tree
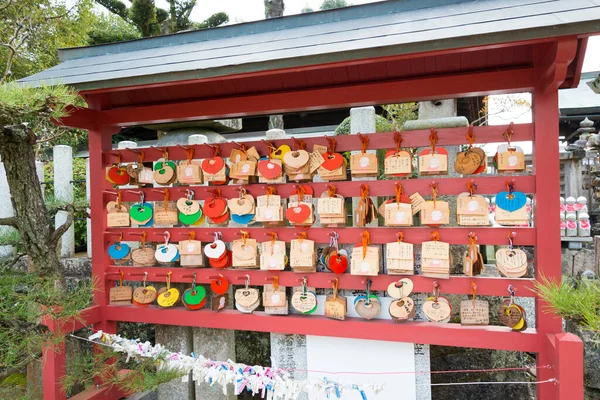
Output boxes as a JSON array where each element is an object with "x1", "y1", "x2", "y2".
[
  {"x1": 96, "y1": 0, "x2": 229, "y2": 36},
  {"x1": 0, "y1": 0, "x2": 96, "y2": 83},
  {"x1": 320, "y1": 0, "x2": 351, "y2": 10},
  {"x1": 87, "y1": 12, "x2": 141, "y2": 45}
]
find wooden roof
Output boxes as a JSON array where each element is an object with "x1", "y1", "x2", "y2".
[{"x1": 19, "y1": 0, "x2": 600, "y2": 95}]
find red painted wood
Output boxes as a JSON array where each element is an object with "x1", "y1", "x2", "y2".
[
  {"x1": 547, "y1": 333, "x2": 584, "y2": 400},
  {"x1": 532, "y1": 86, "x2": 564, "y2": 400},
  {"x1": 107, "y1": 266, "x2": 537, "y2": 298},
  {"x1": 69, "y1": 371, "x2": 129, "y2": 400},
  {"x1": 108, "y1": 175, "x2": 536, "y2": 201},
  {"x1": 92, "y1": 68, "x2": 536, "y2": 127},
  {"x1": 42, "y1": 341, "x2": 66, "y2": 400},
  {"x1": 106, "y1": 124, "x2": 534, "y2": 163},
  {"x1": 61, "y1": 36, "x2": 590, "y2": 400},
  {"x1": 105, "y1": 305, "x2": 540, "y2": 352},
  {"x1": 69, "y1": 385, "x2": 126, "y2": 400},
  {"x1": 41, "y1": 305, "x2": 102, "y2": 335},
  {"x1": 107, "y1": 227, "x2": 536, "y2": 246},
  {"x1": 89, "y1": 127, "x2": 115, "y2": 326}
]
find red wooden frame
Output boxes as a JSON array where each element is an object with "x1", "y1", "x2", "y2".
[{"x1": 42, "y1": 36, "x2": 586, "y2": 400}]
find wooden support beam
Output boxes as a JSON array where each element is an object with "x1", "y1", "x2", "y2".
[
  {"x1": 96, "y1": 68, "x2": 536, "y2": 127},
  {"x1": 536, "y1": 38, "x2": 579, "y2": 94},
  {"x1": 105, "y1": 305, "x2": 541, "y2": 352}
]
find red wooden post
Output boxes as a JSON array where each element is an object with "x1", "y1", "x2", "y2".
[
  {"x1": 42, "y1": 341, "x2": 66, "y2": 400},
  {"x1": 546, "y1": 333, "x2": 584, "y2": 399},
  {"x1": 88, "y1": 124, "x2": 119, "y2": 393},
  {"x1": 532, "y1": 86, "x2": 565, "y2": 400},
  {"x1": 88, "y1": 125, "x2": 117, "y2": 335}
]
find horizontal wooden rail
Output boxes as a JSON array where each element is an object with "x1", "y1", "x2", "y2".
[
  {"x1": 105, "y1": 227, "x2": 536, "y2": 245},
  {"x1": 41, "y1": 305, "x2": 102, "y2": 334},
  {"x1": 106, "y1": 266, "x2": 536, "y2": 297},
  {"x1": 106, "y1": 175, "x2": 536, "y2": 199},
  {"x1": 104, "y1": 305, "x2": 540, "y2": 352},
  {"x1": 105, "y1": 124, "x2": 534, "y2": 164}
]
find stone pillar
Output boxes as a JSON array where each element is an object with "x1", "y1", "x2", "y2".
[
  {"x1": 53, "y1": 145, "x2": 74, "y2": 258},
  {"x1": 404, "y1": 99, "x2": 469, "y2": 400},
  {"x1": 35, "y1": 161, "x2": 44, "y2": 199},
  {"x1": 0, "y1": 156, "x2": 15, "y2": 259},
  {"x1": 85, "y1": 158, "x2": 92, "y2": 258},
  {"x1": 154, "y1": 121, "x2": 239, "y2": 400},
  {"x1": 156, "y1": 326, "x2": 194, "y2": 400},
  {"x1": 350, "y1": 106, "x2": 378, "y2": 227},
  {"x1": 264, "y1": 128, "x2": 310, "y2": 398},
  {"x1": 193, "y1": 328, "x2": 236, "y2": 400},
  {"x1": 564, "y1": 152, "x2": 584, "y2": 198}
]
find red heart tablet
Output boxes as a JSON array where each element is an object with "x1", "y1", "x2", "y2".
[
  {"x1": 203, "y1": 198, "x2": 227, "y2": 218},
  {"x1": 202, "y1": 157, "x2": 225, "y2": 174},
  {"x1": 328, "y1": 252, "x2": 348, "y2": 274},
  {"x1": 208, "y1": 211, "x2": 229, "y2": 224},
  {"x1": 321, "y1": 152, "x2": 344, "y2": 171},
  {"x1": 107, "y1": 166, "x2": 130, "y2": 185},
  {"x1": 211, "y1": 277, "x2": 230, "y2": 295},
  {"x1": 257, "y1": 160, "x2": 282, "y2": 179},
  {"x1": 186, "y1": 298, "x2": 207, "y2": 310},
  {"x1": 286, "y1": 204, "x2": 311, "y2": 223},
  {"x1": 210, "y1": 251, "x2": 231, "y2": 268}
]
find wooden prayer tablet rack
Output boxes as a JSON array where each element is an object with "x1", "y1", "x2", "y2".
[{"x1": 41, "y1": 35, "x2": 586, "y2": 400}]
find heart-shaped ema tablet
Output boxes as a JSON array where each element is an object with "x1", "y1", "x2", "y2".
[
  {"x1": 320, "y1": 152, "x2": 344, "y2": 171},
  {"x1": 155, "y1": 244, "x2": 179, "y2": 263},
  {"x1": 285, "y1": 204, "x2": 311, "y2": 223},
  {"x1": 327, "y1": 252, "x2": 348, "y2": 274},
  {"x1": 201, "y1": 157, "x2": 225, "y2": 174},
  {"x1": 107, "y1": 166, "x2": 130, "y2": 185},
  {"x1": 108, "y1": 243, "x2": 130, "y2": 260},
  {"x1": 129, "y1": 203, "x2": 153, "y2": 222},
  {"x1": 283, "y1": 150, "x2": 310, "y2": 169},
  {"x1": 202, "y1": 198, "x2": 227, "y2": 218},
  {"x1": 495, "y1": 191, "x2": 527, "y2": 212},
  {"x1": 257, "y1": 159, "x2": 283, "y2": 179}
]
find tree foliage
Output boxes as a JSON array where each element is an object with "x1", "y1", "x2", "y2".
[
  {"x1": 96, "y1": 0, "x2": 229, "y2": 36},
  {"x1": 0, "y1": 0, "x2": 96, "y2": 83},
  {"x1": 265, "y1": 0, "x2": 285, "y2": 19},
  {"x1": 533, "y1": 276, "x2": 600, "y2": 339},
  {"x1": 0, "y1": 272, "x2": 93, "y2": 378},
  {"x1": 320, "y1": 0, "x2": 351, "y2": 10},
  {"x1": 87, "y1": 10, "x2": 142, "y2": 45}
]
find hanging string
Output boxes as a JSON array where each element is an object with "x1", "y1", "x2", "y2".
[
  {"x1": 361, "y1": 231, "x2": 370, "y2": 259},
  {"x1": 393, "y1": 130, "x2": 402, "y2": 153},
  {"x1": 430, "y1": 182, "x2": 438, "y2": 208},
  {"x1": 357, "y1": 133, "x2": 369, "y2": 154},
  {"x1": 429, "y1": 128, "x2": 438, "y2": 154},
  {"x1": 68, "y1": 331, "x2": 550, "y2": 377},
  {"x1": 466, "y1": 124, "x2": 475, "y2": 149}
]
